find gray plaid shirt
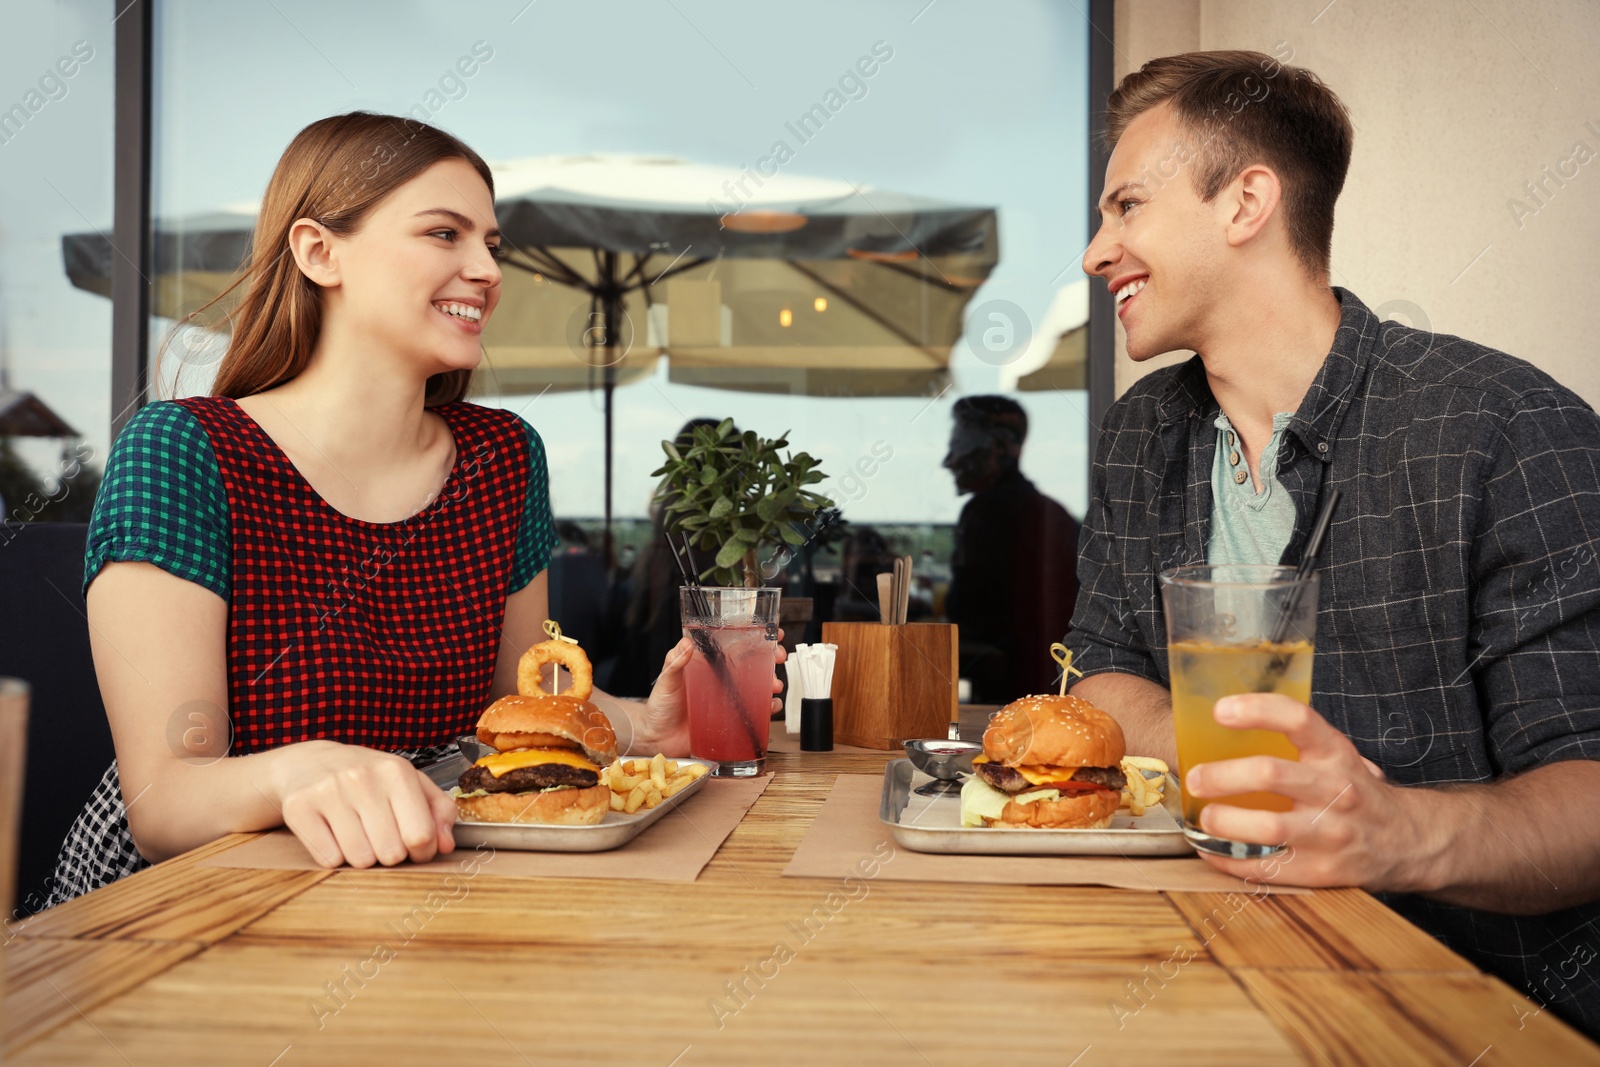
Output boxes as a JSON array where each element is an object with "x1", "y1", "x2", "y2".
[{"x1": 1066, "y1": 288, "x2": 1600, "y2": 1038}]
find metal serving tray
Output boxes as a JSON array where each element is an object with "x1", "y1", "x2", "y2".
[
  {"x1": 422, "y1": 751, "x2": 714, "y2": 853},
  {"x1": 878, "y1": 758, "x2": 1193, "y2": 857}
]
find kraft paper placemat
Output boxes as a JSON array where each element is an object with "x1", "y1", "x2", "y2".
[
  {"x1": 782, "y1": 775, "x2": 1308, "y2": 895},
  {"x1": 201, "y1": 775, "x2": 771, "y2": 882}
]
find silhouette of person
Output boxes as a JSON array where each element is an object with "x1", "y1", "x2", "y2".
[
  {"x1": 942, "y1": 396, "x2": 1080, "y2": 703},
  {"x1": 833, "y1": 524, "x2": 899, "y2": 622}
]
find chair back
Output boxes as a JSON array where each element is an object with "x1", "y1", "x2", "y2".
[
  {"x1": 0, "y1": 523, "x2": 112, "y2": 917},
  {"x1": 0, "y1": 678, "x2": 27, "y2": 923}
]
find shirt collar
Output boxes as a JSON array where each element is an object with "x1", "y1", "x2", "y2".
[
  {"x1": 1154, "y1": 356, "x2": 1214, "y2": 426},
  {"x1": 1285, "y1": 287, "x2": 1380, "y2": 463},
  {"x1": 1152, "y1": 287, "x2": 1379, "y2": 464}
]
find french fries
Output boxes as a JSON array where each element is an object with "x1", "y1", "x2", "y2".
[
  {"x1": 1118, "y1": 755, "x2": 1170, "y2": 817},
  {"x1": 598, "y1": 756, "x2": 710, "y2": 814}
]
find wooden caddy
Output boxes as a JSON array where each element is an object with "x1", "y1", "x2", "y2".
[{"x1": 819, "y1": 622, "x2": 959, "y2": 750}]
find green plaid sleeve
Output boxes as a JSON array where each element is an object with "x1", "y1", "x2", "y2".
[
  {"x1": 83, "y1": 402, "x2": 230, "y2": 600},
  {"x1": 509, "y1": 417, "x2": 558, "y2": 593}
]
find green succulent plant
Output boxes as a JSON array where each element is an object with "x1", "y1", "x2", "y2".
[{"x1": 650, "y1": 419, "x2": 835, "y2": 588}]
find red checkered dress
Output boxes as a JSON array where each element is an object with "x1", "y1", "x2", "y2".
[
  {"x1": 48, "y1": 397, "x2": 542, "y2": 905},
  {"x1": 185, "y1": 396, "x2": 527, "y2": 751}
]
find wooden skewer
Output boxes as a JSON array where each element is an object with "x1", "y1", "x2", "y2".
[
  {"x1": 542, "y1": 619, "x2": 578, "y2": 696},
  {"x1": 891, "y1": 559, "x2": 901, "y2": 625},
  {"x1": 899, "y1": 555, "x2": 913, "y2": 625}
]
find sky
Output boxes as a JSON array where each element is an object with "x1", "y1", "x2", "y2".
[{"x1": 1, "y1": 0, "x2": 1092, "y2": 522}]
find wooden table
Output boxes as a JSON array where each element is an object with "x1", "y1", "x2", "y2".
[{"x1": 7, "y1": 742, "x2": 1599, "y2": 1065}]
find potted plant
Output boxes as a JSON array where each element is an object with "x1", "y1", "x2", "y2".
[{"x1": 650, "y1": 419, "x2": 836, "y2": 588}]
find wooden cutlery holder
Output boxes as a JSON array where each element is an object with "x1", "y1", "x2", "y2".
[{"x1": 819, "y1": 622, "x2": 959, "y2": 749}]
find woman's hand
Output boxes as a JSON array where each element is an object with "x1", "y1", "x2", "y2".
[
  {"x1": 267, "y1": 740, "x2": 457, "y2": 869},
  {"x1": 635, "y1": 633, "x2": 787, "y2": 756}
]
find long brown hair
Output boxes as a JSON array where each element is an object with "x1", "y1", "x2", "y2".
[
  {"x1": 1105, "y1": 51, "x2": 1353, "y2": 277},
  {"x1": 179, "y1": 112, "x2": 495, "y2": 406}
]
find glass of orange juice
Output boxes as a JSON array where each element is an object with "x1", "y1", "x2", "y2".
[{"x1": 1159, "y1": 564, "x2": 1317, "y2": 859}]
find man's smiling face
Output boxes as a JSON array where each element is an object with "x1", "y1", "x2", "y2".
[{"x1": 1082, "y1": 103, "x2": 1231, "y2": 361}]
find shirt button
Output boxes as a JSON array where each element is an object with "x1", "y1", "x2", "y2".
[
  {"x1": 1316, "y1": 442, "x2": 1329, "y2": 453},
  {"x1": 1229, "y1": 450, "x2": 1241, "y2": 466},
  {"x1": 1233, "y1": 470, "x2": 1248, "y2": 484},
  {"x1": 1226, "y1": 431, "x2": 1236, "y2": 447}
]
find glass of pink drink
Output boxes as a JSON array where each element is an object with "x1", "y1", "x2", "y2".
[{"x1": 680, "y1": 587, "x2": 780, "y2": 777}]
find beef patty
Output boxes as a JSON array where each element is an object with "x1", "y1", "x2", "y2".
[
  {"x1": 458, "y1": 762, "x2": 599, "y2": 794},
  {"x1": 975, "y1": 762, "x2": 1124, "y2": 794}
]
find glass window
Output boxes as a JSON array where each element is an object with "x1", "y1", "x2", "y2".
[
  {"x1": 0, "y1": 2, "x2": 114, "y2": 524},
  {"x1": 146, "y1": 0, "x2": 1091, "y2": 701}
]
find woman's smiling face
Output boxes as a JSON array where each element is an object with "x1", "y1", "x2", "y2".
[{"x1": 324, "y1": 157, "x2": 503, "y2": 379}]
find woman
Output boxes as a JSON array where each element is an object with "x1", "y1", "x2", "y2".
[{"x1": 47, "y1": 112, "x2": 778, "y2": 904}]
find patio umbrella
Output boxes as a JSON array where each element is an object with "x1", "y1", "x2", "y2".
[
  {"x1": 0, "y1": 390, "x2": 78, "y2": 437},
  {"x1": 61, "y1": 155, "x2": 1000, "y2": 545},
  {"x1": 1015, "y1": 325, "x2": 1087, "y2": 391},
  {"x1": 1001, "y1": 279, "x2": 1089, "y2": 392}
]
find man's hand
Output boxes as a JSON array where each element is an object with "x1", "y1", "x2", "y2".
[{"x1": 1186, "y1": 693, "x2": 1430, "y2": 890}]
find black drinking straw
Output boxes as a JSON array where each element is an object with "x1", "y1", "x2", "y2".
[
  {"x1": 1260, "y1": 488, "x2": 1341, "y2": 686},
  {"x1": 666, "y1": 531, "x2": 764, "y2": 753}
]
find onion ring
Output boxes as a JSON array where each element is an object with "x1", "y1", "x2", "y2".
[{"x1": 517, "y1": 639, "x2": 594, "y2": 701}]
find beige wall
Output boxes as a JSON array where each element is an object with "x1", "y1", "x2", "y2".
[{"x1": 1110, "y1": 0, "x2": 1600, "y2": 406}]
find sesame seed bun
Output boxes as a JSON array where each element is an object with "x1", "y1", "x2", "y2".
[
  {"x1": 994, "y1": 787, "x2": 1120, "y2": 829},
  {"x1": 982, "y1": 693, "x2": 1126, "y2": 769},
  {"x1": 474, "y1": 694, "x2": 618, "y2": 765},
  {"x1": 455, "y1": 783, "x2": 610, "y2": 826}
]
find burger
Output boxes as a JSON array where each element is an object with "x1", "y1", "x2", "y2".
[
  {"x1": 959, "y1": 693, "x2": 1127, "y2": 829},
  {"x1": 454, "y1": 694, "x2": 619, "y2": 825}
]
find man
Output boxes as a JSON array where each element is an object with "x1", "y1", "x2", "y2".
[
  {"x1": 1067, "y1": 50, "x2": 1600, "y2": 1038},
  {"x1": 943, "y1": 396, "x2": 1079, "y2": 702}
]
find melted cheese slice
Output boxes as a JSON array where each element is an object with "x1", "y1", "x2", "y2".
[
  {"x1": 1015, "y1": 765, "x2": 1076, "y2": 785},
  {"x1": 969, "y1": 755, "x2": 1079, "y2": 785},
  {"x1": 474, "y1": 748, "x2": 599, "y2": 778}
]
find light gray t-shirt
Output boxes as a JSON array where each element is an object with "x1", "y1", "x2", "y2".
[{"x1": 1207, "y1": 411, "x2": 1296, "y2": 566}]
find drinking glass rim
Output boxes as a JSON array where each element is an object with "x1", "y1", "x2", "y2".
[
  {"x1": 678, "y1": 585, "x2": 782, "y2": 625},
  {"x1": 1158, "y1": 564, "x2": 1314, "y2": 589},
  {"x1": 678, "y1": 588, "x2": 784, "y2": 598}
]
